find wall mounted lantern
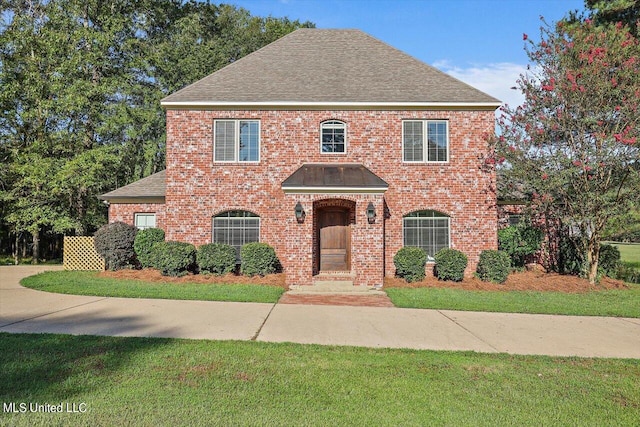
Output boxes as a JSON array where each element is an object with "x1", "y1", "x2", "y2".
[
  {"x1": 366, "y1": 202, "x2": 376, "y2": 224},
  {"x1": 295, "y1": 202, "x2": 305, "y2": 223}
]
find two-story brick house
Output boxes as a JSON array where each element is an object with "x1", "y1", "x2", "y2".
[{"x1": 100, "y1": 29, "x2": 501, "y2": 287}]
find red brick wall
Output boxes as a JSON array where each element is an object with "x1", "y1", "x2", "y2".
[
  {"x1": 163, "y1": 108, "x2": 497, "y2": 285},
  {"x1": 109, "y1": 203, "x2": 166, "y2": 229}
]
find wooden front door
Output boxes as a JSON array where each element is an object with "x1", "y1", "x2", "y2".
[{"x1": 319, "y1": 209, "x2": 351, "y2": 271}]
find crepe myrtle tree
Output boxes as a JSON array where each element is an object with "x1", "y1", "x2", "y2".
[{"x1": 492, "y1": 18, "x2": 640, "y2": 284}]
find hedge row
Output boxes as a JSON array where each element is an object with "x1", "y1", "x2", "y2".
[
  {"x1": 94, "y1": 224, "x2": 279, "y2": 277},
  {"x1": 394, "y1": 247, "x2": 511, "y2": 284}
]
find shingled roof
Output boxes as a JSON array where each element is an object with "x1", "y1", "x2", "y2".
[
  {"x1": 98, "y1": 170, "x2": 166, "y2": 203},
  {"x1": 161, "y1": 29, "x2": 500, "y2": 107}
]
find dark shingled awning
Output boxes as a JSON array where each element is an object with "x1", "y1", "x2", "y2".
[{"x1": 282, "y1": 164, "x2": 388, "y2": 194}]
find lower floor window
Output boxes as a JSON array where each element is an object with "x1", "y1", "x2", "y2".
[
  {"x1": 135, "y1": 213, "x2": 156, "y2": 230},
  {"x1": 403, "y1": 210, "x2": 450, "y2": 260},
  {"x1": 212, "y1": 210, "x2": 260, "y2": 260}
]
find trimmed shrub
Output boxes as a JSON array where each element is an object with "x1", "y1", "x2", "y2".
[
  {"x1": 598, "y1": 244, "x2": 621, "y2": 277},
  {"x1": 134, "y1": 228, "x2": 165, "y2": 268},
  {"x1": 240, "y1": 242, "x2": 278, "y2": 277},
  {"x1": 197, "y1": 243, "x2": 236, "y2": 275},
  {"x1": 151, "y1": 241, "x2": 196, "y2": 277},
  {"x1": 94, "y1": 222, "x2": 138, "y2": 270},
  {"x1": 394, "y1": 247, "x2": 427, "y2": 283},
  {"x1": 476, "y1": 250, "x2": 511, "y2": 283},
  {"x1": 615, "y1": 262, "x2": 640, "y2": 284},
  {"x1": 498, "y1": 224, "x2": 543, "y2": 267},
  {"x1": 434, "y1": 248, "x2": 467, "y2": 282}
]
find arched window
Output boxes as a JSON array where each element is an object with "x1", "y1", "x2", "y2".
[
  {"x1": 320, "y1": 120, "x2": 346, "y2": 153},
  {"x1": 403, "y1": 210, "x2": 450, "y2": 259},
  {"x1": 212, "y1": 211, "x2": 260, "y2": 259}
]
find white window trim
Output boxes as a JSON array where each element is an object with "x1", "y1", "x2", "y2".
[
  {"x1": 213, "y1": 119, "x2": 261, "y2": 163},
  {"x1": 402, "y1": 212, "x2": 451, "y2": 262},
  {"x1": 319, "y1": 120, "x2": 347, "y2": 155},
  {"x1": 134, "y1": 213, "x2": 157, "y2": 230},
  {"x1": 401, "y1": 119, "x2": 449, "y2": 164}
]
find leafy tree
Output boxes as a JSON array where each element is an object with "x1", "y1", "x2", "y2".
[
  {"x1": 0, "y1": 0, "x2": 313, "y2": 261},
  {"x1": 0, "y1": 1, "x2": 73, "y2": 261},
  {"x1": 498, "y1": 223, "x2": 543, "y2": 267},
  {"x1": 494, "y1": 18, "x2": 640, "y2": 283},
  {"x1": 586, "y1": 0, "x2": 640, "y2": 36}
]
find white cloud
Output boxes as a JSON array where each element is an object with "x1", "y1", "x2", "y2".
[{"x1": 433, "y1": 60, "x2": 528, "y2": 110}]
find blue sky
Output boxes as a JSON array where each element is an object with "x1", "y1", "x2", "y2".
[{"x1": 230, "y1": 0, "x2": 587, "y2": 107}]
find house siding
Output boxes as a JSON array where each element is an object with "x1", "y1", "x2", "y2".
[{"x1": 161, "y1": 108, "x2": 497, "y2": 286}]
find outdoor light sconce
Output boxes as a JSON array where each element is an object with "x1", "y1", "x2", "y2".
[
  {"x1": 366, "y1": 202, "x2": 376, "y2": 224},
  {"x1": 295, "y1": 202, "x2": 305, "y2": 223}
]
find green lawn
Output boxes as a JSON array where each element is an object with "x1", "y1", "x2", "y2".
[
  {"x1": 386, "y1": 285, "x2": 640, "y2": 317},
  {"x1": 1, "y1": 333, "x2": 638, "y2": 426},
  {"x1": 387, "y1": 241, "x2": 640, "y2": 316},
  {"x1": 21, "y1": 271, "x2": 284, "y2": 303},
  {"x1": 609, "y1": 242, "x2": 640, "y2": 267},
  {"x1": 22, "y1": 271, "x2": 640, "y2": 317},
  {"x1": 606, "y1": 242, "x2": 640, "y2": 283}
]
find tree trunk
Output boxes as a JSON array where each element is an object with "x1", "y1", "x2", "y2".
[
  {"x1": 31, "y1": 230, "x2": 40, "y2": 264},
  {"x1": 544, "y1": 212, "x2": 556, "y2": 271},
  {"x1": 587, "y1": 239, "x2": 600, "y2": 285},
  {"x1": 13, "y1": 234, "x2": 19, "y2": 265},
  {"x1": 21, "y1": 234, "x2": 27, "y2": 258}
]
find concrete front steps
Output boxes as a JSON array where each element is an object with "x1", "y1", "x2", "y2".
[{"x1": 287, "y1": 273, "x2": 386, "y2": 296}]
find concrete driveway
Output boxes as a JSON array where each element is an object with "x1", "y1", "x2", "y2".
[{"x1": 1, "y1": 265, "x2": 639, "y2": 358}]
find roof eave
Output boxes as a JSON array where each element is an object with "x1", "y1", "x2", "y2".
[
  {"x1": 282, "y1": 186, "x2": 388, "y2": 194},
  {"x1": 98, "y1": 196, "x2": 166, "y2": 204},
  {"x1": 161, "y1": 101, "x2": 502, "y2": 111}
]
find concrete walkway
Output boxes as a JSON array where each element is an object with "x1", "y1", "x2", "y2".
[{"x1": 1, "y1": 266, "x2": 639, "y2": 359}]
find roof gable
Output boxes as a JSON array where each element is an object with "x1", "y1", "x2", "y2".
[
  {"x1": 99, "y1": 170, "x2": 166, "y2": 203},
  {"x1": 161, "y1": 29, "x2": 500, "y2": 107}
]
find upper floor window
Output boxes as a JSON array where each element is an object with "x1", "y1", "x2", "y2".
[
  {"x1": 135, "y1": 213, "x2": 156, "y2": 230},
  {"x1": 403, "y1": 120, "x2": 448, "y2": 163},
  {"x1": 214, "y1": 120, "x2": 259, "y2": 162},
  {"x1": 320, "y1": 120, "x2": 346, "y2": 154}
]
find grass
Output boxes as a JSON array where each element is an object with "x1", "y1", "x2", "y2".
[
  {"x1": 1, "y1": 333, "x2": 638, "y2": 426},
  {"x1": 389, "y1": 242, "x2": 640, "y2": 316},
  {"x1": 610, "y1": 242, "x2": 640, "y2": 264},
  {"x1": 605, "y1": 242, "x2": 640, "y2": 284},
  {"x1": 21, "y1": 270, "x2": 640, "y2": 317},
  {"x1": 386, "y1": 285, "x2": 640, "y2": 317},
  {"x1": 610, "y1": 242, "x2": 640, "y2": 271},
  {"x1": 21, "y1": 271, "x2": 284, "y2": 303}
]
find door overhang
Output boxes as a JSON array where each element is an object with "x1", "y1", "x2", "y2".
[{"x1": 282, "y1": 163, "x2": 388, "y2": 194}]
